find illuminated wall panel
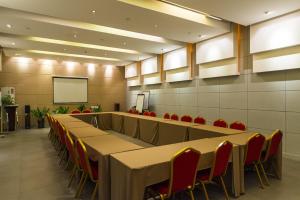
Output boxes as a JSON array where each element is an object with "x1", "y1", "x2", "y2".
[
  {"x1": 141, "y1": 56, "x2": 158, "y2": 75},
  {"x1": 125, "y1": 63, "x2": 138, "y2": 78},
  {"x1": 165, "y1": 67, "x2": 190, "y2": 83},
  {"x1": 163, "y1": 47, "x2": 187, "y2": 71},
  {"x1": 199, "y1": 63, "x2": 239, "y2": 79},
  {"x1": 127, "y1": 76, "x2": 141, "y2": 87},
  {"x1": 143, "y1": 73, "x2": 161, "y2": 85}
]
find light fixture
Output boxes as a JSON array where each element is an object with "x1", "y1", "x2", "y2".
[
  {"x1": 12, "y1": 42, "x2": 15, "y2": 45},
  {"x1": 73, "y1": 34, "x2": 77, "y2": 38},
  {"x1": 6, "y1": 24, "x2": 12, "y2": 29},
  {"x1": 123, "y1": 42, "x2": 127, "y2": 46},
  {"x1": 92, "y1": 10, "x2": 96, "y2": 13},
  {"x1": 207, "y1": 15, "x2": 222, "y2": 21},
  {"x1": 154, "y1": 24, "x2": 158, "y2": 28}
]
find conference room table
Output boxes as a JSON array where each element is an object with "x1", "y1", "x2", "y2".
[
  {"x1": 67, "y1": 126, "x2": 108, "y2": 140},
  {"x1": 213, "y1": 132, "x2": 282, "y2": 194},
  {"x1": 71, "y1": 112, "x2": 113, "y2": 130},
  {"x1": 110, "y1": 137, "x2": 241, "y2": 200},
  {"x1": 81, "y1": 135, "x2": 145, "y2": 200}
]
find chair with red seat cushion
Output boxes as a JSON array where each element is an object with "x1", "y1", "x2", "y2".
[
  {"x1": 83, "y1": 109, "x2": 92, "y2": 113},
  {"x1": 197, "y1": 141, "x2": 233, "y2": 200},
  {"x1": 57, "y1": 122, "x2": 68, "y2": 165},
  {"x1": 149, "y1": 112, "x2": 157, "y2": 117},
  {"x1": 181, "y1": 115, "x2": 193, "y2": 123},
  {"x1": 230, "y1": 121, "x2": 246, "y2": 131},
  {"x1": 132, "y1": 110, "x2": 139, "y2": 114},
  {"x1": 259, "y1": 130, "x2": 283, "y2": 185},
  {"x1": 244, "y1": 133, "x2": 266, "y2": 189},
  {"x1": 170, "y1": 114, "x2": 179, "y2": 121},
  {"x1": 148, "y1": 147, "x2": 201, "y2": 200},
  {"x1": 213, "y1": 119, "x2": 228, "y2": 128},
  {"x1": 194, "y1": 116, "x2": 206, "y2": 125},
  {"x1": 163, "y1": 113, "x2": 170, "y2": 119},
  {"x1": 143, "y1": 111, "x2": 150, "y2": 116},
  {"x1": 75, "y1": 139, "x2": 99, "y2": 200},
  {"x1": 71, "y1": 109, "x2": 81, "y2": 114},
  {"x1": 128, "y1": 109, "x2": 133, "y2": 113}
]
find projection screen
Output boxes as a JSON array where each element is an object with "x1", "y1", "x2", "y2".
[{"x1": 53, "y1": 77, "x2": 88, "y2": 104}]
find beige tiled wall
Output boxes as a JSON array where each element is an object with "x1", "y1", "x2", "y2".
[
  {"x1": 126, "y1": 27, "x2": 300, "y2": 160},
  {"x1": 0, "y1": 56, "x2": 126, "y2": 128}
]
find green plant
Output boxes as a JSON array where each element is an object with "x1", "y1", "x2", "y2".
[
  {"x1": 77, "y1": 104, "x2": 86, "y2": 112},
  {"x1": 31, "y1": 107, "x2": 50, "y2": 120},
  {"x1": 53, "y1": 106, "x2": 69, "y2": 114},
  {"x1": 91, "y1": 104, "x2": 102, "y2": 112},
  {"x1": 1, "y1": 95, "x2": 15, "y2": 105}
]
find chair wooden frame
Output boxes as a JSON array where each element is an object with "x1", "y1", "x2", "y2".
[{"x1": 198, "y1": 141, "x2": 233, "y2": 200}]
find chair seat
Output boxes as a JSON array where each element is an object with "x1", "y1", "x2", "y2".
[
  {"x1": 196, "y1": 168, "x2": 211, "y2": 182},
  {"x1": 151, "y1": 180, "x2": 169, "y2": 196},
  {"x1": 89, "y1": 159, "x2": 99, "y2": 180}
]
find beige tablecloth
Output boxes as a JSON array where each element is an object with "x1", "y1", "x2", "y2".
[
  {"x1": 67, "y1": 126, "x2": 108, "y2": 140},
  {"x1": 81, "y1": 135, "x2": 145, "y2": 200},
  {"x1": 97, "y1": 113, "x2": 112, "y2": 130},
  {"x1": 213, "y1": 132, "x2": 282, "y2": 194},
  {"x1": 110, "y1": 138, "x2": 240, "y2": 200}
]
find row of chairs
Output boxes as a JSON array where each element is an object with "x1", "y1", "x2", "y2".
[
  {"x1": 146, "y1": 130, "x2": 282, "y2": 200},
  {"x1": 71, "y1": 109, "x2": 92, "y2": 114},
  {"x1": 46, "y1": 114, "x2": 98, "y2": 200},
  {"x1": 163, "y1": 113, "x2": 246, "y2": 131}
]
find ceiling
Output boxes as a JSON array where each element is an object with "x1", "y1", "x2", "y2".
[{"x1": 0, "y1": 0, "x2": 299, "y2": 66}]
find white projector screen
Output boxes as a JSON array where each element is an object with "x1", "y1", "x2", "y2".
[{"x1": 53, "y1": 77, "x2": 88, "y2": 104}]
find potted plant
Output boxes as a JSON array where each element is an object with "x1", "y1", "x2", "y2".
[
  {"x1": 77, "y1": 104, "x2": 86, "y2": 112},
  {"x1": 1, "y1": 95, "x2": 15, "y2": 105},
  {"x1": 53, "y1": 106, "x2": 69, "y2": 114},
  {"x1": 31, "y1": 107, "x2": 50, "y2": 128},
  {"x1": 91, "y1": 104, "x2": 102, "y2": 112},
  {"x1": 1, "y1": 95, "x2": 18, "y2": 131}
]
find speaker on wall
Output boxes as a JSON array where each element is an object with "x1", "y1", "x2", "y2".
[
  {"x1": 25, "y1": 105, "x2": 31, "y2": 129},
  {"x1": 114, "y1": 103, "x2": 120, "y2": 111}
]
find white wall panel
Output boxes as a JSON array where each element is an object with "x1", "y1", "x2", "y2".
[
  {"x1": 196, "y1": 32, "x2": 235, "y2": 64},
  {"x1": 165, "y1": 67, "x2": 190, "y2": 82},
  {"x1": 143, "y1": 73, "x2": 161, "y2": 85},
  {"x1": 163, "y1": 48, "x2": 187, "y2": 71},
  {"x1": 127, "y1": 76, "x2": 140, "y2": 87},
  {"x1": 250, "y1": 10, "x2": 300, "y2": 53},
  {"x1": 141, "y1": 56, "x2": 158, "y2": 75},
  {"x1": 125, "y1": 63, "x2": 138, "y2": 78},
  {"x1": 253, "y1": 53, "x2": 300, "y2": 73},
  {"x1": 199, "y1": 64, "x2": 239, "y2": 79}
]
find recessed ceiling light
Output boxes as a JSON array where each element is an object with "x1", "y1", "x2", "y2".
[
  {"x1": 123, "y1": 42, "x2": 127, "y2": 46},
  {"x1": 64, "y1": 48, "x2": 67, "y2": 51},
  {"x1": 154, "y1": 24, "x2": 158, "y2": 28},
  {"x1": 6, "y1": 24, "x2": 12, "y2": 29},
  {"x1": 92, "y1": 10, "x2": 96, "y2": 13},
  {"x1": 264, "y1": 10, "x2": 272, "y2": 15},
  {"x1": 12, "y1": 42, "x2": 15, "y2": 45},
  {"x1": 73, "y1": 34, "x2": 77, "y2": 38}
]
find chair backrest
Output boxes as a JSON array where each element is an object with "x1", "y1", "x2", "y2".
[
  {"x1": 57, "y1": 122, "x2": 66, "y2": 145},
  {"x1": 83, "y1": 109, "x2": 92, "y2": 113},
  {"x1": 76, "y1": 139, "x2": 93, "y2": 177},
  {"x1": 52, "y1": 118, "x2": 59, "y2": 136},
  {"x1": 65, "y1": 131, "x2": 77, "y2": 165},
  {"x1": 168, "y1": 147, "x2": 201, "y2": 197},
  {"x1": 143, "y1": 111, "x2": 150, "y2": 116},
  {"x1": 149, "y1": 112, "x2": 156, "y2": 117},
  {"x1": 194, "y1": 116, "x2": 206, "y2": 125},
  {"x1": 71, "y1": 109, "x2": 81, "y2": 114},
  {"x1": 230, "y1": 121, "x2": 246, "y2": 131},
  {"x1": 181, "y1": 115, "x2": 193, "y2": 122},
  {"x1": 132, "y1": 110, "x2": 139, "y2": 114},
  {"x1": 263, "y1": 129, "x2": 283, "y2": 162},
  {"x1": 209, "y1": 141, "x2": 233, "y2": 180},
  {"x1": 244, "y1": 133, "x2": 265, "y2": 165},
  {"x1": 171, "y1": 114, "x2": 179, "y2": 121},
  {"x1": 213, "y1": 119, "x2": 228, "y2": 128},
  {"x1": 128, "y1": 109, "x2": 133, "y2": 113},
  {"x1": 163, "y1": 113, "x2": 170, "y2": 119}
]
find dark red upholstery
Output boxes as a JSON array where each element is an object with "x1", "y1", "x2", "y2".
[
  {"x1": 169, "y1": 148, "x2": 200, "y2": 194},
  {"x1": 149, "y1": 112, "x2": 156, "y2": 117},
  {"x1": 163, "y1": 113, "x2": 170, "y2": 119},
  {"x1": 83, "y1": 109, "x2": 92, "y2": 113},
  {"x1": 128, "y1": 109, "x2": 133, "y2": 113},
  {"x1": 89, "y1": 159, "x2": 99, "y2": 180},
  {"x1": 194, "y1": 116, "x2": 206, "y2": 124},
  {"x1": 245, "y1": 134, "x2": 265, "y2": 165},
  {"x1": 143, "y1": 111, "x2": 150, "y2": 116},
  {"x1": 71, "y1": 109, "x2": 81, "y2": 114},
  {"x1": 230, "y1": 121, "x2": 246, "y2": 131},
  {"x1": 132, "y1": 110, "x2": 139, "y2": 114},
  {"x1": 212, "y1": 141, "x2": 233, "y2": 177},
  {"x1": 181, "y1": 115, "x2": 193, "y2": 122},
  {"x1": 263, "y1": 130, "x2": 282, "y2": 162},
  {"x1": 65, "y1": 132, "x2": 76, "y2": 164},
  {"x1": 57, "y1": 122, "x2": 66, "y2": 145},
  {"x1": 213, "y1": 119, "x2": 228, "y2": 128},
  {"x1": 170, "y1": 114, "x2": 179, "y2": 121}
]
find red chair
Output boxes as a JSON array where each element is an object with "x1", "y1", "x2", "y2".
[
  {"x1": 244, "y1": 133, "x2": 266, "y2": 189},
  {"x1": 230, "y1": 121, "x2": 246, "y2": 131},
  {"x1": 148, "y1": 147, "x2": 201, "y2": 199},
  {"x1": 132, "y1": 110, "x2": 139, "y2": 114},
  {"x1": 149, "y1": 112, "x2": 157, "y2": 117},
  {"x1": 181, "y1": 115, "x2": 193, "y2": 122},
  {"x1": 171, "y1": 114, "x2": 179, "y2": 121},
  {"x1": 163, "y1": 113, "x2": 170, "y2": 119},
  {"x1": 213, "y1": 119, "x2": 228, "y2": 128},
  {"x1": 128, "y1": 109, "x2": 133, "y2": 113},
  {"x1": 143, "y1": 111, "x2": 150, "y2": 116},
  {"x1": 57, "y1": 122, "x2": 68, "y2": 165},
  {"x1": 197, "y1": 141, "x2": 233, "y2": 200},
  {"x1": 260, "y1": 130, "x2": 283, "y2": 185},
  {"x1": 75, "y1": 139, "x2": 99, "y2": 200},
  {"x1": 83, "y1": 109, "x2": 92, "y2": 113},
  {"x1": 71, "y1": 109, "x2": 81, "y2": 114},
  {"x1": 194, "y1": 116, "x2": 206, "y2": 125},
  {"x1": 65, "y1": 131, "x2": 81, "y2": 187}
]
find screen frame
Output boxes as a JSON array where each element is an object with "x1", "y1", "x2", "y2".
[
  {"x1": 136, "y1": 94, "x2": 145, "y2": 114},
  {"x1": 52, "y1": 76, "x2": 88, "y2": 104}
]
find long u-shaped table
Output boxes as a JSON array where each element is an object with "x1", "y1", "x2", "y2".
[{"x1": 53, "y1": 112, "x2": 282, "y2": 200}]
